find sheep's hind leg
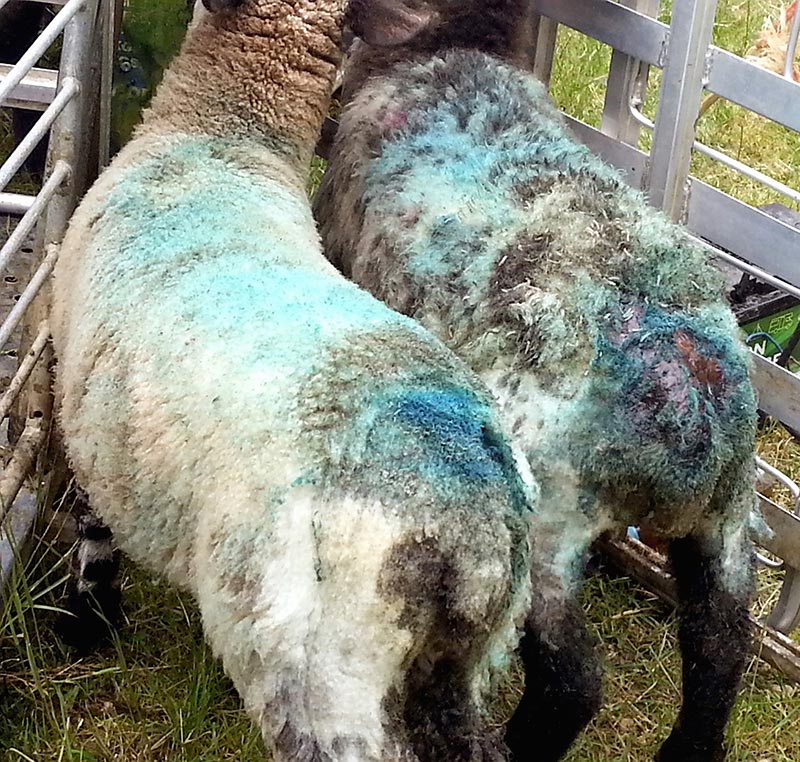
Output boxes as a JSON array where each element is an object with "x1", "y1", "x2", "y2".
[
  {"x1": 57, "y1": 490, "x2": 122, "y2": 653},
  {"x1": 505, "y1": 579, "x2": 602, "y2": 762},
  {"x1": 656, "y1": 527, "x2": 754, "y2": 762}
]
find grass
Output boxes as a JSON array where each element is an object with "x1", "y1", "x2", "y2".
[
  {"x1": 549, "y1": 0, "x2": 800, "y2": 211},
  {"x1": 4, "y1": 520, "x2": 800, "y2": 759},
  {"x1": 1, "y1": 504, "x2": 262, "y2": 760},
  {"x1": 0, "y1": 111, "x2": 41, "y2": 198},
  {"x1": 4, "y1": 1, "x2": 800, "y2": 759}
]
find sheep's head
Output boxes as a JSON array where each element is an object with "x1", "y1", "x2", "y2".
[
  {"x1": 346, "y1": 0, "x2": 436, "y2": 46},
  {"x1": 345, "y1": 0, "x2": 533, "y2": 61},
  {"x1": 201, "y1": 0, "x2": 244, "y2": 11}
]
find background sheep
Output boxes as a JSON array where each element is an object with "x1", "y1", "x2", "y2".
[
  {"x1": 49, "y1": 0, "x2": 538, "y2": 758},
  {"x1": 314, "y1": 2, "x2": 759, "y2": 760}
]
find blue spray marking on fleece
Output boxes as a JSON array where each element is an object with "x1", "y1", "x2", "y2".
[
  {"x1": 85, "y1": 136, "x2": 445, "y2": 379},
  {"x1": 362, "y1": 88, "x2": 622, "y2": 309},
  {"x1": 353, "y1": 386, "x2": 534, "y2": 522},
  {"x1": 392, "y1": 388, "x2": 507, "y2": 483}
]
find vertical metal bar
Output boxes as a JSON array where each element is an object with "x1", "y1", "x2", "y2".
[
  {"x1": 97, "y1": 0, "x2": 121, "y2": 170},
  {"x1": 601, "y1": 0, "x2": 661, "y2": 145},
  {"x1": 529, "y1": 6, "x2": 559, "y2": 89},
  {"x1": 646, "y1": 0, "x2": 717, "y2": 220},
  {"x1": 42, "y1": 0, "x2": 99, "y2": 246},
  {"x1": 785, "y1": 5, "x2": 800, "y2": 80}
]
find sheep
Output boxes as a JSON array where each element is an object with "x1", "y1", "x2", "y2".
[
  {"x1": 313, "y1": 2, "x2": 759, "y2": 760},
  {"x1": 49, "y1": 0, "x2": 540, "y2": 758}
]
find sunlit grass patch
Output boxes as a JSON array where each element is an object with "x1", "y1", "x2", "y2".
[{"x1": 0, "y1": 512, "x2": 263, "y2": 761}]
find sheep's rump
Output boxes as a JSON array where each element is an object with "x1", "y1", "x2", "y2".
[{"x1": 317, "y1": 48, "x2": 757, "y2": 534}]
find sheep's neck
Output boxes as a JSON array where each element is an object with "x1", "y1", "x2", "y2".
[{"x1": 143, "y1": 4, "x2": 343, "y2": 171}]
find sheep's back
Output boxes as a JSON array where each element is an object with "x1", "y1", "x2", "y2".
[
  {"x1": 52, "y1": 132, "x2": 535, "y2": 644},
  {"x1": 318, "y1": 48, "x2": 757, "y2": 531}
]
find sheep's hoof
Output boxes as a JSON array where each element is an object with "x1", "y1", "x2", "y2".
[
  {"x1": 655, "y1": 732, "x2": 726, "y2": 762},
  {"x1": 201, "y1": 0, "x2": 244, "y2": 12}
]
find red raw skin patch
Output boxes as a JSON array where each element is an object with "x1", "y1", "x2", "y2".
[
  {"x1": 606, "y1": 310, "x2": 727, "y2": 418},
  {"x1": 675, "y1": 329, "x2": 724, "y2": 389}
]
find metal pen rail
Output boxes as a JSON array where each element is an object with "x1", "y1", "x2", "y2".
[
  {"x1": 530, "y1": 0, "x2": 800, "y2": 670},
  {"x1": 0, "y1": 0, "x2": 115, "y2": 594}
]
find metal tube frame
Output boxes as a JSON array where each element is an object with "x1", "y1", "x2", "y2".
[
  {"x1": 0, "y1": 0, "x2": 113, "y2": 593},
  {"x1": 784, "y1": 4, "x2": 800, "y2": 79},
  {"x1": 600, "y1": 0, "x2": 660, "y2": 146}
]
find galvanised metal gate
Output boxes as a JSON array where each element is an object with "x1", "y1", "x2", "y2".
[
  {"x1": 526, "y1": 0, "x2": 800, "y2": 678},
  {"x1": 0, "y1": 0, "x2": 118, "y2": 593}
]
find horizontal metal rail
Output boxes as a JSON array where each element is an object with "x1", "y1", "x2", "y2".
[
  {"x1": 0, "y1": 193, "x2": 34, "y2": 215},
  {"x1": 0, "y1": 0, "x2": 67, "y2": 7},
  {"x1": 708, "y1": 246, "x2": 800, "y2": 303},
  {"x1": 0, "y1": 243, "x2": 58, "y2": 351},
  {"x1": 0, "y1": 77, "x2": 78, "y2": 193},
  {"x1": 0, "y1": 321, "x2": 49, "y2": 423},
  {"x1": 599, "y1": 535, "x2": 800, "y2": 681},
  {"x1": 0, "y1": 64, "x2": 58, "y2": 110},
  {"x1": 751, "y1": 356, "x2": 800, "y2": 434},
  {"x1": 760, "y1": 497, "x2": 800, "y2": 571},
  {"x1": 754, "y1": 457, "x2": 800, "y2": 570},
  {"x1": 534, "y1": 0, "x2": 668, "y2": 67},
  {"x1": 706, "y1": 48, "x2": 800, "y2": 135},
  {"x1": 688, "y1": 182, "x2": 800, "y2": 292},
  {"x1": 0, "y1": 161, "x2": 70, "y2": 272},
  {"x1": 0, "y1": 0, "x2": 85, "y2": 106},
  {"x1": 628, "y1": 102, "x2": 800, "y2": 208},
  {"x1": 0, "y1": 418, "x2": 47, "y2": 525},
  {"x1": 564, "y1": 115, "x2": 648, "y2": 186}
]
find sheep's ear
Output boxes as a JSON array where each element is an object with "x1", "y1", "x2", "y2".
[{"x1": 346, "y1": 0, "x2": 434, "y2": 47}]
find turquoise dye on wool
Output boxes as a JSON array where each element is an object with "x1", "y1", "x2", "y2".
[
  {"x1": 74, "y1": 135, "x2": 539, "y2": 519},
  {"x1": 391, "y1": 388, "x2": 509, "y2": 482}
]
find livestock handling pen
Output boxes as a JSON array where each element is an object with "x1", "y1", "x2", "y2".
[{"x1": 2, "y1": 0, "x2": 800, "y2": 682}]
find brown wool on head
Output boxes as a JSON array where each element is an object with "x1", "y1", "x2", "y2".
[{"x1": 142, "y1": 0, "x2": 346, "y2": 169}]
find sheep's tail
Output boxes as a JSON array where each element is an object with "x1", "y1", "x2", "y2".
[{"x1": 57, "y1": 490, "x2": 122, "y2": 653}]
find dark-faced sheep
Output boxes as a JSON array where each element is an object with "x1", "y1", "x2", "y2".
[
  {"x1": 314, "y1": 2, "x2": 759, "y2": 760},
  {"x1": 50, "y1": 1, "x2": 539, "y2": 758}
]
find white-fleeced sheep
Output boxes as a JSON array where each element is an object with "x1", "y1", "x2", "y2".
[
  {"x1": 50, "y1": 1, "x2": 538, "y2": 759},
  {"x1": 314, "y1": 2, "x2": 759, "y2": 760}
]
